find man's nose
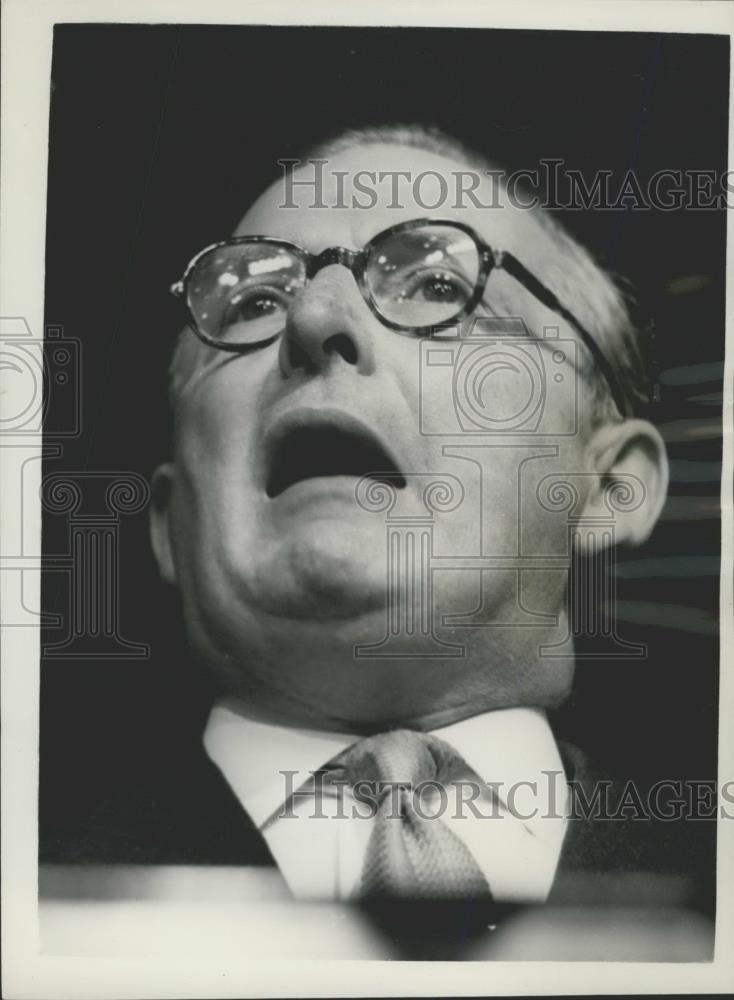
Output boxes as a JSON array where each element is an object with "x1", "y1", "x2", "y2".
[{"x1": 278, "y1": 265, "x2": 377, "y2": 377}]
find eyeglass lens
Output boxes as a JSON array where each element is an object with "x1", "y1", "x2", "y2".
[
  {"x1": 363, "y1": 224, "x2": 480, "y2": 327},
  {"x1": 187, "y1": 243, "x2": 308, "y2": 344}
]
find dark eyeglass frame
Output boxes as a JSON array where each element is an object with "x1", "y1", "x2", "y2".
[{"x1": 170, "y1": 217, "x2": 631, "y2": 417}]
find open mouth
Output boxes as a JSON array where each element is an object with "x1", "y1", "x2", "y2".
[{"x1": 266, "y1": 423, "x2": 407, "y2": 499}]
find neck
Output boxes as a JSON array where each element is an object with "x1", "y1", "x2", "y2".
[{"x1": 210, "y1": 613, "x2": 575, "y2": 735}]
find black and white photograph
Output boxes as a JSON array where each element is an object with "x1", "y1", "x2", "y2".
[{"x1": 2, "y1": 1, "x2": 733, "y2": 995}]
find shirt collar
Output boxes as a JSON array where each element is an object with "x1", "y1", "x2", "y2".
[
  {"x1": 203, "y1": 697, "x2": 356, "y2": 827},
  {"x1": 203, "y1": 697, "x2": 566, "y2": 832}
]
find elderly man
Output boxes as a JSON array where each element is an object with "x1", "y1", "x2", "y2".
[{"x1": 146, "y1": 124, "x2": 668, "y2": 907}]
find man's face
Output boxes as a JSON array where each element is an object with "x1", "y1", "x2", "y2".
[{"x1": 157, "y1": 144, "x2": 598, "y2": 726}]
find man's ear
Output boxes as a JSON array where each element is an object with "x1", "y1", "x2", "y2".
[
  {"x1": 576, "y1": 419, "x2": 669, "y2": 553},
  {"x1": 150, "y1": 463, "x2": 177, "y2": 585}
]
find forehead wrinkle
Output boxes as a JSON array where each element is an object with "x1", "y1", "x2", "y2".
[
  {"x1": 235, "y1": 143, "x2": 556, "y2": 260},
  {"x1": 235, "y1": 199, "x2": 410, "y2": 257}
]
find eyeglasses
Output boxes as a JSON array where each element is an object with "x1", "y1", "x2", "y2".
[{"x1": 170, "y1": 218, "x2": 630, "y2": 416}]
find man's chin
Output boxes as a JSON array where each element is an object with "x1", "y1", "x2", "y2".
[{"x1": 248, "y1": 532, "x2": 387, "y2": 622}]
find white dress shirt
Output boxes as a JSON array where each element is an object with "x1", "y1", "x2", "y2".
[{"x1": 203, "y1": 698, "x2": 569, "y2": 902}]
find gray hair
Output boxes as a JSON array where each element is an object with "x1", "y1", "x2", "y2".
[{"x1": 169, "y1": 122, "x2": 650, "y2": 424}]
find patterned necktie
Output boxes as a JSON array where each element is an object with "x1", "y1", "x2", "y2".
[{"x1": 327, "y1": 729, "x2": 492, "y2": 900}]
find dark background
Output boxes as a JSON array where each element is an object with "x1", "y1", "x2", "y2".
[{"x1": 40, "y1": 25, "x2": 726, "y2": 908}]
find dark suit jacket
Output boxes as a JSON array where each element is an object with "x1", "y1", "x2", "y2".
[
  {"x1": 40, "y1": 714, "x2": 715, "y2": 960},
  {"x1": 42, "y1": 727, "x2": 705, "y2": 904}
]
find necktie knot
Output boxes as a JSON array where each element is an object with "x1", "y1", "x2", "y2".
[
  {"x1": 334, "y1": 729, "x2": 454, "y2": 788},
  {"x1": 325, "y1": 729, "x2": 492, "y2": 900}
]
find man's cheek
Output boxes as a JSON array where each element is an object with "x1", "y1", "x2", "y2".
[
  {"x1": 518, "y1": 451, "x2": 589, "y2": 559},
  {"x1": 169, "y1": 446, "x2": 245, "y2": 571},
  {"x1": 175, "y1": 403, "x2": 259, "y2": 499},
  {"x1": 177, "y1": 363, "x2": 262, "y2": 447}
]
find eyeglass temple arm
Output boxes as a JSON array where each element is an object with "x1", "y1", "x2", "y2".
[{"x1": 498, "y1": 252, "x2": 630, "y2": 417}]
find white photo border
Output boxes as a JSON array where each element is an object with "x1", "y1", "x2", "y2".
[{"x1": 2, "y1": 1, "x2": 733, "y2": 996}]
